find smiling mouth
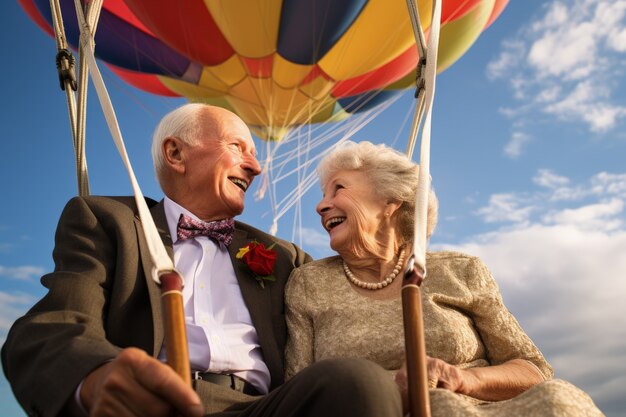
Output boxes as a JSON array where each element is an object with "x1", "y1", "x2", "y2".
[
  {"x1": 229, "y1": 177, "x2": 249, "y2": 192},
  {"x1": 324, "y1": 217, "x2": 346, "y2": 231}
]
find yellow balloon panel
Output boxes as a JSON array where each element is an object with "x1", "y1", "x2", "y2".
[
  {"x1": 417, "y1": 0, "x2": 434, "y2": 32},
  {"x1": 227, "y1": 95, "x2": 268, "y2": 126},
  {"x1": 318, "y1": 0, "x2": 415, "y2": 80},
  {"x1": 308, "y1": 99, "x2": 339, "y2": 124},
  {"x1": 272, "y1": 54, "x2": 315, "y2": 89},
  {"x1": 197, "y1": 68, "x2": 230, "y2": 93},
  {"x1": 249, "y1": 125, "x2": 291, "y2": 141},
  {"x1": 298, "y1": 75, "x2": 336, "y2": 101},
  {"x1": 204, "y1": 0, "x2": 282, "y2": 58},
  {"x1": 229, "y1": 77, "x2": 266, "y2": 107},
  {"x1": 157, "y1": 76, "x2": 225, "y2": 98},
  {"x1": 437, "y1": 0, "x2": 495, "y2": 72},
  {"x1": 204, "y1": 55, "x2": 247, "y2": 87},
  {"x1": 227, "y1": 77, "x2": 339, "y2": 128}
]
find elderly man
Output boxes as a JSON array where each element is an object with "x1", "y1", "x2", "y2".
[{"x1": 2, "y1": 104, "x2": 402, "y2": 417}]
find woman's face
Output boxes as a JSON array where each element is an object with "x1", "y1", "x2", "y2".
[{"x1": 317, "y1": 169, "x2": 390, "y2": 253}]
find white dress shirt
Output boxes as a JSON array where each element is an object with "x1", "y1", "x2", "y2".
[{"x1": 158, "y1": 197, "x2": 270, "y2": 393}]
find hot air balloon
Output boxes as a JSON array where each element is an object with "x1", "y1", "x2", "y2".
[
  {"x1": 20, "y1": 0, "x2": 508, "y2": 141},
  {"x1": 15, "y1": 4, "x2": 510, "y2": 416}
]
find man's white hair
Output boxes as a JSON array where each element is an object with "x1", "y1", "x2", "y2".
[{"x1": 151, "y1": 103, "x2": 212, "y2": 187}]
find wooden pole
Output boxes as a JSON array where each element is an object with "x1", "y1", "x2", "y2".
[
  {"x1": 402, "y1": 265, "x2": 431, "y2": 417},
  {"x1": 159, "y1": 271, "x2": 191, "y2": 385}
]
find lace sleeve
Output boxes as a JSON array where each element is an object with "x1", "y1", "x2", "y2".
[
  {"x1": 465, "y1": 256, "x2": 553, "y2": 380},
  {"x1": 285, "y1": 267, "x2": 315, "y2": 380}
]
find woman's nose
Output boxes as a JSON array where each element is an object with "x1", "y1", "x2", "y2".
[{"x1": 316, "y1": 198, "x2": 331, "y2": 215}]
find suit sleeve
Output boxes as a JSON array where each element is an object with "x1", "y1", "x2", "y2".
[{"x1": 1, "y1": 197, "x2": 123, "y2": 417}]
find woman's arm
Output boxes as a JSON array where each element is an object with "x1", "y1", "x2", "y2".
[
  {"x1": 284, "y1": 268, "x2": 315, "y2": 380},
  {"x1": 431, "y1": 358, "x2": 546, "y2": 401},
  {"x1": 465, "y1": 256, "x2": 553, "y2": 380}
]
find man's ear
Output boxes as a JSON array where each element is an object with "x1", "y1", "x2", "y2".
[{"x1": 163, "y1": 137, "x2": 185, "y2": 174}]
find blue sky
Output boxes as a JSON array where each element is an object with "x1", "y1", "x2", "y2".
[{"x1": 2, "y1": 1, "x2": 626, "y2": 416}]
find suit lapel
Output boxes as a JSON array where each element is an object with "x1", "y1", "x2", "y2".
[
  {"x1": 136, "y1": 200, "x2": 174, "y2": 356},
  {"x1": 228, "y1": 228, "x2": 277, "y2": 374}
]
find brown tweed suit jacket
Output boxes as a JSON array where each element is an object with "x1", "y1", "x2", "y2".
[{"x1": 1, "y1": 196, "x2": 310, "y2": 417}]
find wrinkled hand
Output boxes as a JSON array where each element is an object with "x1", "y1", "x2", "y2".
[
  {"x1": 80, "y1": 348, "x2": 204, "y2": 417},
  {"x1": 425, "y1": 356, "x2": 474, "y2": 393},
  {"x1": 394, "y1": 356, "x2": 476, "y2": 411}
]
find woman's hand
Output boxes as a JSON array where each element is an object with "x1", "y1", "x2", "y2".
[
  {"x1": 394, "y1": 356, "x2": 473, "y2": 399},
  {"x1": 394, "y1": 357, "x2": 546, "y2": 405},
  {"x1": 425, "y1": 356, "x2": 474, "y2": 393},
  {"x1": 394, "y1": 357, "x2": 461, "y2": 412}
]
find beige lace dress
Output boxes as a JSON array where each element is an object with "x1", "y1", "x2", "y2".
[{"x1": 285, "y1": 251, "x2": 603, "y2": 416}]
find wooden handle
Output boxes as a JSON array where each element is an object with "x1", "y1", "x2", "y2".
[
  {"x1": 160, "y1": 272, "x2": 191, "y2": 385},
  {"x1": 402, "y1": 268, "x2": 431, "y2": 417}
]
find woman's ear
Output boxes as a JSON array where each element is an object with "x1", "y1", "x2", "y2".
[
  {"x1": 163, "y1": 137, "x2": 185, "y2": 174},
  {"x1": 385, "y1": 199, "x2": 402, "y2": 217}
]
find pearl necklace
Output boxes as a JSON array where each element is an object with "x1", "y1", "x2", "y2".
[{"x1": 343, "y1": 249, "x2": 406, "y2": 290}]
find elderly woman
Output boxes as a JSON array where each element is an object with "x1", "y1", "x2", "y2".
[{"x1": 285, "y1": 141, "x2": 603, "y2": 416}]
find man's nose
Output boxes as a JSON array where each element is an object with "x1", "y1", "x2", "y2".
[{"x1": 243, "y1": 153, "x2": 262, "y2": 176}]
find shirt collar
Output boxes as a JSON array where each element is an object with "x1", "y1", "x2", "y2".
[{"x1": 163, "y1": 196, "x2": 202, "y2": 244}]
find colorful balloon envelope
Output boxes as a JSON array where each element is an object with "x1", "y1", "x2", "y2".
[{"x1": 20, "y1": 0, "x2": 508, "y2": 140}]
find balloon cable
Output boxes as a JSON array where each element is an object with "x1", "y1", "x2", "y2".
[
  {"x1": 402, "y1": 0, "x2": 442, "y2": 416},
  {"x1": 71, "y1": 0, "x2": 179, "y2": 285},
  {"x1": 49, "y1": 0, "x2": 90, "y2": 195}
]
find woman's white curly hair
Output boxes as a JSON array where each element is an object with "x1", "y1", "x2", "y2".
[{"x1": 317, "y1": 141, "x2": 438, "y2": 243}]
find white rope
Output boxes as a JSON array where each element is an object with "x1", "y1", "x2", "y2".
[
  {"x1": 73, "y1": 0, "x2": 103, "y2": 196},
  {"x1": 405, "y1": 0, "x2": 441, "y2": 274},
  {"x1": 262, "y1": 93, "x2": 403, "y2": 235},
  {"x1": 49, "y1": 0, "x2": 90, "y2": 195},
  {"x1": 72, "y1": 0, "x2": 177, "y2": 285}
]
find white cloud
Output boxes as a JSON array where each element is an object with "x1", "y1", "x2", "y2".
[
  {"x1": 297, "y1": 227, "x2": 335, "y2": 258},
  {"x1": 0, "y1": 265, "x2": 45, "y2": 280},
  {"x1": 608, "y1": 26, "x2": 626, "y2": 52},
  {"x1": 592, "y1": 172, "x2": 626, "y2": 195},
  {"x1": 486, "y1": 39, "x2": 525, "y2": 80},
  {"x1": 504, "y1": 131, "x2": 532, "y2": 158},
  {"x1": 433, "y1": 168, "x2": 626, "y2": 415},
  {"x1": 550, "y1": 171, "x2": 626, "y2": 201},
  {"x1": 300, "y1": 227, "x2": 330, "y2": 249},
  {"x1": 543, "y1": 81, "x2": 626, "y2": 132},
  {"x1": 489, "y1": 0, "x2": 626, "y2": 140},
  {"x1": 475, "y1": 193, "x2": 535, "y2": 223},
  {"x1": 0, "y1": 291, "x2": 36, "y2": 340},
  {"x1": 533, "y1": 169, "x2": 570, "y2": 188},
  {"x1": 543, "y1": 198, "x2": 624, "y2": 231}
]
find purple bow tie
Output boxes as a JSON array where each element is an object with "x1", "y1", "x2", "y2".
[{"x1": 176, "y1": 214, "x2": 235, "y2": 246}]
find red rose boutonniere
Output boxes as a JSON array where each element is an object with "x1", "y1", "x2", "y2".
[{"x1": 236, "y1": 240, "x2": 277, "y2": 288}]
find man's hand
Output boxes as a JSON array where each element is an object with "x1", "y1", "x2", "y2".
[{"x1": 80, "y1": 348, "x2": 204, "y2": 417}]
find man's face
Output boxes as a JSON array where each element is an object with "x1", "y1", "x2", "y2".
[{"x1": 180, "y1": 111, "x2": 261, "y2": 221}]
